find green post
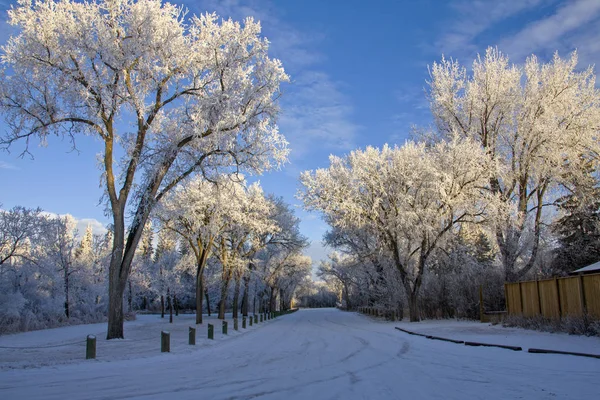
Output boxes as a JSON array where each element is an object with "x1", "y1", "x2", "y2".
[
  {"x1": 242, "y1": 317, "x2": 247, "y2": 329},
  {"x1": 222, "y1": 320, "x2": 228, "y2": 335},
  {"x1": 260, "y1": 314, "x2": 263, "y2": 323},
  {"x1": 254, "y1": 315, "x2": 258, "y2": 324},
  {"x1": 208, "y1": 324, "x2": 214, "y2": 340},
  {"x1": 189, "y1": 327, "x2": 196, "y2": 345},
  {"x1": 249, "y1": 316, "x2": 253, "y2": 326},
  {"x1": 161, "y1": 331, "x2": 170, "y2": 353},
  {"x1": 86, "y1": 335, "x2": 96, "y2": 359}
]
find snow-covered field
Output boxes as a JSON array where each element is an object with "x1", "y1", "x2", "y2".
[{"x1": 1, "y1": 308, "x2": 599, "y2": 399}]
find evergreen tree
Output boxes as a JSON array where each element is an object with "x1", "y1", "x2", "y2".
[{"x1": 552, "y1": 164, "x2": 600, "y2": 273}]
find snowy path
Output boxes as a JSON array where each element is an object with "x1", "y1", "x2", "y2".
[{"x1": 1, "y1": 308, "x2": 599, "y2": 399}]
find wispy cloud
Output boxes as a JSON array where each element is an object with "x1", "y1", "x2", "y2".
[
  {"x1": 0, "y1": 160, "x2": 18, "y2": 170},
  {"x1": 498, "y1": 0, "x2": 600, "y2": 62},
  {"x1": 280, "y1": 71, "x2": 359, "y2": 159},
  {"x1": 433, "y1": 0, "x2": 600, "y2": 70},
  {"x1": 435, "y1": 0, "x2": 545, "y2": 59},
  {"x1": 194, "y1": 0, "x2": 359, "y2": 161}
]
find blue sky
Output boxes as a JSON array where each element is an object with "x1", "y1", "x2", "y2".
[{"x1": 1, "y1": 0, "x2": 600, "y2": 265}]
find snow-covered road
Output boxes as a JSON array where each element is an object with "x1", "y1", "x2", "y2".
[{"x1": 1, "y1": 308, "x2": 599, "y2": 399}]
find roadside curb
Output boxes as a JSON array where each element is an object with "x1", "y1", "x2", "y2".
[
  {"x1": 394, "y1": 327, "x2": 430, "y2": 339},
  {"x1": 395, "y1": 326, "x2": 600, "y2": 358},
  {"x1": 528, "y1": 348, "x2": 600, "y2": 359},
  {"x1": 395, "y1": 326, "x2": 519, "y2": 351},
  {"x1": 428, "y1": 335, "x2": 464, "y2": 344},
  {"x1": 464, "y1": 341, "x2": 522, "y2": 351}
]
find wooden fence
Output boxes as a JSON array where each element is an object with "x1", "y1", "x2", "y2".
[{"x1": 505, "y1": 273, "x2": 600, "y2": 320}]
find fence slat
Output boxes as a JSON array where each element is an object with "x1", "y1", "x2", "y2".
[{"x1": 584, "y1": 274, "x2": 600, "y2": 318}]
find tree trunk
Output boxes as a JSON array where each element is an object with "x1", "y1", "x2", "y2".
[
  {"x1": 205, "y1": 290, "x2": 211, "y2": 316},
  {"x1": 128, "y1": 280, "x2": 133, "y2": 313},
  {"x1": 174, "y1": 295, "x2": 178, "y2": 316},
  {"x1": 64, "y1": 269, "x2": 70, "y2": 319},
  {"x1": 242, "y1": 275, "x2": 250, "y2": 317},
  {"x1": 268, "y1": 286, "x2": 275, "y2": 313},
  {"x1": 407, "y1": 291, "x2": 419, "y2": 322},
  {"x1": 218, "y1": 277, "x2": 231, "y2": 319},
  {"x1": 160, "y1": 295, "x2": 165, "y2": 318},
  {"x1": 168, "y1": 289, "x2": 173, "y2": 324},
  {"x1": 195, "y1": 250, "x2": 210, "y2": 324},
  {"x1": 196, "y1": 267, "x2": 205, "y2": 324},
  {"x1": 232, "y1": 275, "x2": 242, "y2": 319},
  {"x1": 343, "y1": 282, "x2": 352, "y2": 310},
  {"x1": 107, "y1": 276, "x2": 126, "y2": 338}
]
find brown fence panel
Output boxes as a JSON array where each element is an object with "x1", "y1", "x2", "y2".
[
  {"x1": 505, "y1": 283, "x2": 521, "y2": 315},
  {"x1": 583, "y1": 274, "x2": 600, "y2": 319},
  {"x1": 520, "y1": 281, "x2": 540, "y2": 317},
  {"x1": 558, "y1": 277, "x2": 584, "y2": 317},
  {"x1": 505, "y1": 273, "x2": 600, "y2": 320},
  {"x1": 538, "y1": 279, "x2": 560, "y2": 319}
]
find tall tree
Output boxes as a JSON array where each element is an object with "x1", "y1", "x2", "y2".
[
  {"x1": 551, "y1": 163, "x2": 600, "y2": 273},
  {"x1": 214, "y1": 182, "x2": 277, "y2": 319},
  {"x1": 300, "y1": 139, "x2": 494, "y2": 321},
  {"x1": 156, "y1": 175, "x2": 243, "y2": 324},
  {"x1": 0, "y1": 0, "x2": 288, "y2": 338},
  {"x1": 0, "y1": 206, "x2": 46, "y2": 268},
  {"x1": 428, "y1": 47, "x2": 600, "y2": 281}
]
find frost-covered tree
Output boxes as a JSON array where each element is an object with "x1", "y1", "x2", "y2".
[
  {"x1": 0, "y1": 0, "x2": 289, "y2": 338},
  {"x1": 318, "y1": 252, "x2": 359, "y2": 310},
  {"x1": 213, "y1": 182, "x2": 277, "y2": 319},
  {"x1": 0, "y1": 206, "x2": 46, "y2": 267},
  {"x1": 428, "y1": 47, "x2": 600, "y2": 281},
  {"x1": 324, "y1": 224, "x2": 392, "y2": 307},
  {"x1": 253, "y1": 197, "x2": 308, "y2": 313},
  {"x1": 300, "y1": 138, "x2": 494, "y2": 321},
  {"x1": 156, "y1": 175, "x2": 247, "y2": 323},
  {"x1": 42, "y1": 215, "x2": 80, "y2": 319},
  {"x1": 551, "y1": 162, "x2": 600, "y2": 274}
]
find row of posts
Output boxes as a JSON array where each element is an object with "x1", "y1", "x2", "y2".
[
  {"x1": 358, "y1": 306, "x2": 399, "y2": 321},
  {"x1": 86, "y1": 312, "x2": 277, "y2": 359}
]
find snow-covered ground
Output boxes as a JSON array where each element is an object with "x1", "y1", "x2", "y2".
[
  {"x1": 1, "y1": 308, "x2": 599, "y2": 399},
  {"x1": 0, "y1": 312, "x2": 262, "y2": 370}
]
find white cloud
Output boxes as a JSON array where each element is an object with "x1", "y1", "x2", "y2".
[
  {"x1": 194, "y1": 0, "x2": 359, "y2": 161},
  {"x1": 41, "y1": 211, "x2": 108, "y2": 237},
  {"x1": 280, "y1": 71, "x2": 359, "y2": 159},
  {"x1": 498, "y1": 0, "x2": 600, "y2": 62},
  {"x1": 433, "y1": 0, "x2": 600, "y2": 72},
  {"x1": 0, "y1": 160, "x2": 18, "y2": 170},
  {"x1": 435, "y1": 0, "x2": 545, "y2": 59}
]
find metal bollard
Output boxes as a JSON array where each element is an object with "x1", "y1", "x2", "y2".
[
  {"x1": 86, "y1": 335, "x2": 96, "y2": 359},
  {"x1": 161, "y1": 331, "x2": 170, "y2": 353},
  {"x1": 189, "y1": 327, "x2": 196, "y2": 345},
  {"x1": 208, "y1": 324, "x2": 214, "y2": 340},
  {"x1": 222, "y1": 320, "x2": 228, "y2": 335}
]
